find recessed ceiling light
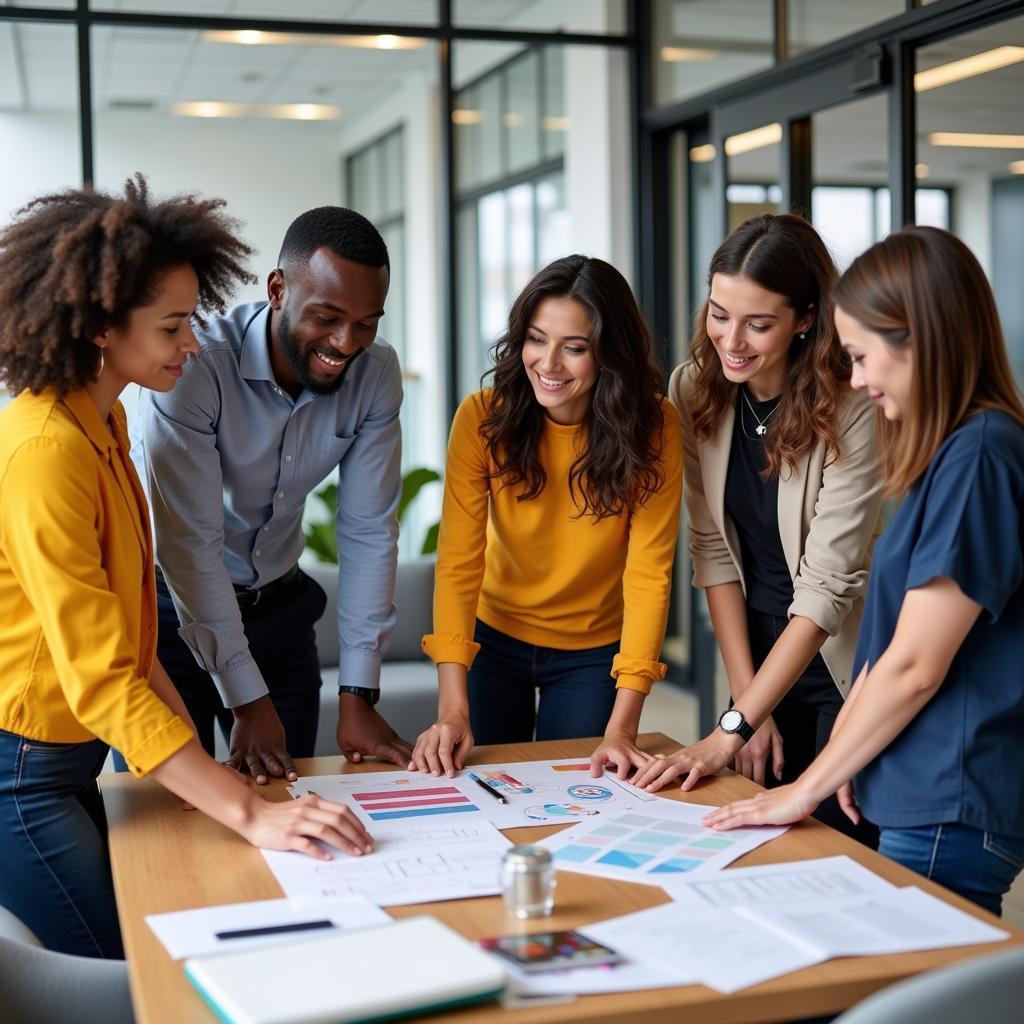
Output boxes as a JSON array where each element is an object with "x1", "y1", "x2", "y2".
[
  {"x1": 452, "y1": 108, "x2": 484, "y2": 126},
  {"x1": 724, "y1": 123, "x2": 782, "y2": 157},
  {"x1": 1010, "y1": 160, "x2": 1024, "y2": 174},
  {"x1": 928, "y1": 131, "x2": 1024, "y2": 149},
  {"x1": 689, "y1": 143, "x2": 716, "y2": 163},
  {"x1": 915, "y1": 46, "x2": 1024, "y2": 92}
]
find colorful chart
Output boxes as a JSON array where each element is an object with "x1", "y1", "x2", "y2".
[
  {"x1": 524, "y1": 803, "x2": 602, "y2": 822},
  {"x1": 566, "y1": 784, "x2": 613, "y2": 801},
  {"x1": 350, "y1": 784, "x2": 481, "y2": 822},
  {"x1": 474, "y1": 770, "x2": 533, "y2": 795}
]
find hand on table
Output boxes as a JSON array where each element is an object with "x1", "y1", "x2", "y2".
[
  {"x1": 228, "y1": 695, "x2": 297, "y2": 785},
  {"x1": 589, "y1": 730, "x2": 653, "y2": 779},
  {"x1": 241, "y1": 791, "x2": 374, "y2": 860},
  {"x1": 732, "y1": 715, "x2": 784, "y2": 787},
  {"x1": 701, "y1": 781, "x2": 819, "y2": 831},
  {"x1": 630, "y1": 730, "x2": 741, "y2": 792},
  {"x1": 408, "y1": 711, "x2": 473, "y2": 778},
  {"x1": 338, "y1": 694, "x2": 414, "y2": 767}
]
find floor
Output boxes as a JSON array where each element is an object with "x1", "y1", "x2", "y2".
[{"x1": 642, "y1": 680, "x2": 1024, "y2": 930}]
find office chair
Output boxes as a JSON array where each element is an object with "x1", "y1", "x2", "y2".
[
  {"x1": 835, "y1": 946, "x2": 1024, "y2": 1024},
  {"x1": 0, "y1": 905, "x2": 134, "y2": 1024}
]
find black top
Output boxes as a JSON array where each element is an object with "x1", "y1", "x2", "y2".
[{"x1": 723, "y1": 386, "x2": 793, "y2": 617}]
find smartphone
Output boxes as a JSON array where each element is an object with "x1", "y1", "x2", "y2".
[{"x1": 480, "y1": 930, "x2": 620, "y2": 973}]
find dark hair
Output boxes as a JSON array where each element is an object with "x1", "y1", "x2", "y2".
[
  {"x1": 480, "y1": 254, "x2": 666, "y2": 520},
  {"x1": 277, "y1": 206, "x2": 389, "y2": 271},
  {"x1": 833, "y1": 225, "x2": 1024, "y2": 495},
  {"x1": 688, "y1": 213, "x2": 849, "y2": 478},
  {"x1": 0, "y1": 173, "x2": 255, "y2": 398}
]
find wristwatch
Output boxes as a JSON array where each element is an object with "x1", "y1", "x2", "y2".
[
  {"x1": 718, "y1": 708, "x2": 755, "y2": 743},
  {"x1": 338, "y1": 685, "x2": 381, "y2": 706}
]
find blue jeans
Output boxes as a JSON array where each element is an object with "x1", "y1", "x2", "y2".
[
  {"x1": 115, "y1": 568, "x2": 326, "y2": 770},
  {"x1": 467, "y1": 619, "x2": 619, "y2": 744},
  {"x1": 0, "y1": 728, "x2": 123, "y2": 958},
  {"x1": 879, "y1": 823, "x2": 1024, "y2": 917}
]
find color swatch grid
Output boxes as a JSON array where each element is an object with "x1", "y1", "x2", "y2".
[
  {"x1": 542, "y1": 809, "x2": 786, "y2": 884},
  {"x1": 348, "y1": 783, "x2": 481, "y2": 822}
]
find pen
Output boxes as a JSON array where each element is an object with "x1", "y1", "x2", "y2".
[
  {"x1": 215, "y1": 919, "x2": 334, "y2": 940},
  {"x1": 468, "y1": 773, "x2": 508, "y2": 804}
]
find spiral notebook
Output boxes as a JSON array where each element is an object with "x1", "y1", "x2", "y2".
[{"x1": 183, "y1": 916, "x2": 506, "y2": 1024}]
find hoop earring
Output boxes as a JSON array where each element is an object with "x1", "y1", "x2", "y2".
[{"x1": 94, "y1": 348, "x2": 105, "y2": 380}]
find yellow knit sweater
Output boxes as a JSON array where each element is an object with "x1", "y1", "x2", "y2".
[{"x1": 421, "y1": 390, "x2": 683, "y2": 694}]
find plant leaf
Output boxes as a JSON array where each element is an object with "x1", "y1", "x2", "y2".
[
  {"x1": 420, "y1": 521, "x2": 440, "y2": 556},
  {"x1": 398, "y1": 467, "x2": 441, "y2": 522}
]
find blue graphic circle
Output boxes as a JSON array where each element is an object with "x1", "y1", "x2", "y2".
[{"x1": 565, "y1": 784, "x2": 613, "y2": 801}]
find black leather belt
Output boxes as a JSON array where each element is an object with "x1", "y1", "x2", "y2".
[{"x1": 233, "y1": 564, "x2": 300, "y2": 609}]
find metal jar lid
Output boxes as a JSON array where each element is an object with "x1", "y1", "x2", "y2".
[{"x1": 503, "y1": 845, "x2": 553, "y2": 871}]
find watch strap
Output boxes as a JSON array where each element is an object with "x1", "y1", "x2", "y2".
[{"x1": 338, "y1": 685, "x2": 381, "y2": 706}]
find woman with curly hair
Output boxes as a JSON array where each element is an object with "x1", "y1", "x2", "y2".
[
  {"x1": 411, "y1": 255, "x2": 682, "y2": 778},
  {"x1": 705, "y1": 227, "x2": 1024, "y2": 915},
  {"x1": 634, "y1": 214, "x2": 882, "y2": 845},
  {"x1": 0, "y1": 176, "x2": 373, "y2": 959}
]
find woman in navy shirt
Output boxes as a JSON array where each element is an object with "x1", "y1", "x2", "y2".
[{"x1": 705, "y1": 226, "x2": 1024, "y2": 915}]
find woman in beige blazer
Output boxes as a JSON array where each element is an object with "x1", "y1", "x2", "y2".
[{"x1": 634, "y1": 214, "x2": 883, "y2": 842}]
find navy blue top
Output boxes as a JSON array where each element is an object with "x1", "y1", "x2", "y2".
[
  {"x1": 724, "y1": 388, "x2": 793, "y2": 617},
  {"x1": 853, "y1": 410, "x2": 1024, "y2": 838}
]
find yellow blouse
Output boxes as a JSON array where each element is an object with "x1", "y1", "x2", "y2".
[
  {"x1": 422, "y1": 390, "x2": 683, "y2": 694},
  {"x1": 0, "y1": 389, "x2": 193, "y2": 776}
]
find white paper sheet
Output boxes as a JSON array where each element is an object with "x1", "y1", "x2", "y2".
[
  {"x1": 146, "y1": 897, "x2": 391, "y2": 960},
  {"x1": 539, "y1": 802, "x2": 787, "y2": 883},
  {"x1": 580, "y1": 901, "x2": 823, "y2": 993},
  {"x1": 501, "y1": 958, "x2": 689, "y2": 996},
  {"x1": 738, "y1": 885, "x2": 1010, "y2": 957},
  {"x1": 659, "y1": 854, "x2": 897, "y2": 907},
  {"x1": 262, "y1": 817, "x2": 512, "y2": 907}
]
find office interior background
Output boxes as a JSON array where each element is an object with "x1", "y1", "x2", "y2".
[{"x1": 1, "y1": 0, "x2": 1022, "y2": 732}]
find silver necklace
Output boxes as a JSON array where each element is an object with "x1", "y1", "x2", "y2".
[{"x1": 740, "y1": 387, "x2": 781, "y2": 438}]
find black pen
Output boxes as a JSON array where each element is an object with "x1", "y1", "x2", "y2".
[
  {"x1": 468, "y1": 773, "x2": 508, "y2": 804},
  {"x1": 215, "y1": 919, "x2": 334, "y2": 940}
]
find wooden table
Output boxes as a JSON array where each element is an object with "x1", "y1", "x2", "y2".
[{"x1": 101, "y1": 734, "x2": 1023, "y2": 1024}]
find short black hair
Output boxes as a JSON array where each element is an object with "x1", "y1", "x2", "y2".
[{"x1": 277, "y1": 206, "x2": 389, "y2": 272}]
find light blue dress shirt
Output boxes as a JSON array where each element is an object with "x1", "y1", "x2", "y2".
[{"x1": 131, "y1": 302, "x2": 401, "y2": 708}]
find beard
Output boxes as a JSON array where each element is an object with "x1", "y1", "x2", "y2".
[{"x1": 278, "y1": 309, "x2": 362, "y2": 396}]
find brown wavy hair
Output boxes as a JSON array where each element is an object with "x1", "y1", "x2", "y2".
[
  {"x1": 0, "y1": 173, "x2": 255, "y2": 398},
  {"x1": 479, "y1": 254, "x2": 666, "y2": 519},
  {"x1": 688, "y1": 213, "x2": 850, "y2": 478},
  {"x1": 833, "y1": 226, "x2": 1024, "y2": 496}
]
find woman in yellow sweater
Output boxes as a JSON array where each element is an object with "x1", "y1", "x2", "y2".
[
  {"x1": 0, "y1": 178, "x2": 371, "y2": 959},
  {"x1": 411, "y1": 255, "x2": 682, "y2": 778}
]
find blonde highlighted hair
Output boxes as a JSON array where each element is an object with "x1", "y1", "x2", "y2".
[{"x1": 833, "y1": 226, "x2": 1024, "y2": 497}]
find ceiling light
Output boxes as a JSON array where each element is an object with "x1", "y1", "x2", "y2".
[
  {"x1": 724, "y1": 123, "x2": 782, "y2": 157},
  {"x1": 503, "y1": 113, "x2": 523, "y2": 127},
  {"x1": 928, "y1": 132, "x2": 1024, "y2": 149},
  {"x1": 542, "y1": 116, "x2": 570, "y2": 132},
  {"x1": 1010, "y1": 160, "x2": 1024, "y2": 174},
  {"x1": 915, "y1": 45, "x2": 1024, "y2": 92},
  {"x1": 452, "y1": 108, "x2": 484, "y2": 126},
  {"x1": 660, "y1": 46, "x2": 718, "y2": 62},
  {"x1": 915, "y1": 163, "x2": 930, "y2": 179},
  {"x1": 261, "y1": 103, "x2": 342, "y2": 120},
  {"x1": 689, "y1": 143, "x2": 716, "y2": 163},
  {"x1": 170, "y1": 101, "x2": 249, "y2": 118},
  {"x1": 202, "y1": 30, "x2": 425, "y2": 50}
]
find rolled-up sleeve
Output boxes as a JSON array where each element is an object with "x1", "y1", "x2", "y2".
[
  {"x1": 789, "y1": 393, "x2": 883, "y2": 635},
  {"x1": 421, "y1": 394, "x2": 489, "y2": 668},
  {"x1": 334, "y1": 346, "x2": 403, "y2": 689},
  {"x1": 0, "y1": 440, "x2": 193, "y2": 776},
  {"x1": 139, "y1": 361, "x2": 268, "y2": 708},
  {"x1": 669, "y1": 362, "x2": 742, "y2": 590}
]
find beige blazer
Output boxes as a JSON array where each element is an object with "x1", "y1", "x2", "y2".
[{"x1": 668, "y1": 362, "x2": 883, "y2": 697}]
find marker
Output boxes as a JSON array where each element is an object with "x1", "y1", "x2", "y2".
[
  {"x1": 215, "y1": 919, "x2": 334, "y2": 941},
  {"x1": 468, "y1": 773, "x2": 508, "y2": 804}
]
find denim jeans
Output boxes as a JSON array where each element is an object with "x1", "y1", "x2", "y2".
[
  {"x1": 747, "y1": 608, "x2": 878, "y2": 849},
  {"x1": 878, "y1": 823, "x2": 1024, "y2": 917},
  {"x1": 467, "y1": 619, "x2": 619, "y2": 744},
  {"x1": 115, "y1": 568, "x2": 326, "y2": 770},
  {"x1": 0, "y1": 727, "x2": 123, "y2": 958}
]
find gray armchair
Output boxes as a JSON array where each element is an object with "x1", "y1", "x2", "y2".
[
  {"x1": 306, "y1": 557, "x2": 439, "y2": 755},
  {"x1": 0, "y1": 905, "x2": 134, "y2": 1024}
]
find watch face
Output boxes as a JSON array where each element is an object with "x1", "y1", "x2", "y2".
[{"x1": 720, "y1": 709, "x2": 743, "y2": 733}]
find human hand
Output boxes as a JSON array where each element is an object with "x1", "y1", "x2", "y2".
[
  {"x1": 228, "y1": 695, "x2": 297, "y2": 785},
  {"x1": 701, "y1": 781, "x2": 818, "y2": 831},
  {"x1": 241, "y1": 792, "x2": 374, "y2": 860},
  {"x1": 837, "y1": 781, "x2": 861, "y2": 825},
  {"x1": 408, "y1": 711, "x2": 473, "y2": 778},
  {"x1": 337, "y1": 694, "x2": 414, "y2": 767},
  {"x1": 589, "y1": 730, "x2": 654, "y2": 780},
  {"x1": 630, "y1": 731, "x2": 742, "y2": 792},
  {"x1": 732, "y1": 715, "x2": 784, "y2": 786}
]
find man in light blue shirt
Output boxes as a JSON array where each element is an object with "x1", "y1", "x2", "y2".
[{"x1": 132, "y1": 207, "x2": 413, "y2": 781}]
